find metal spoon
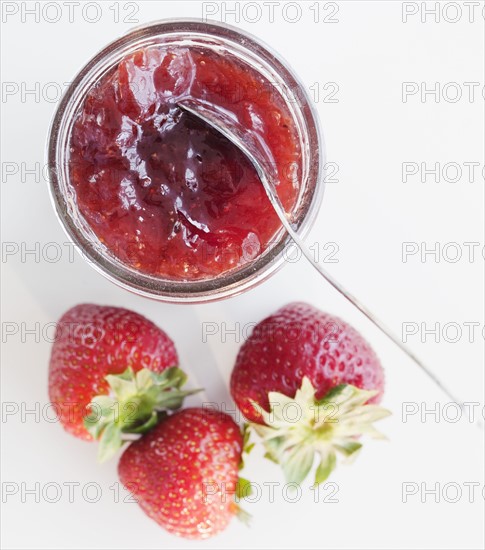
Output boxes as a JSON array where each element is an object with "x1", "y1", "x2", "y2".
[{"x1": 177, "y1": 97, "x2": 479, "y2": 426}]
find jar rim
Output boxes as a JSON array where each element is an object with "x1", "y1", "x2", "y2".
[{"x1": 47, "y1": 18, "x2": 326, "y2": 303}]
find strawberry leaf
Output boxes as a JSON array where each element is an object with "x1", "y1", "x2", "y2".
[
  {"x1": 314, "y1": 451, "x2": 336, "y2": 484},
  {"x1": 334, "y1": 440, "x2": 362, "y2": 460},
  {"x1": 97, "y1": 423, "x2": 122, "y2": 463},
  {"x1": 123, "y1": 411, "x2": 158, "y2": 434},
  {"x1": 235, "y1": 505, "x2": 252, "y2": 526},
  {"x1": 281, "y1": 445, "x2": 315, "y2": 485},
  {"x1": 235, "y1": 477, "x2": 253, "y2": 499}
]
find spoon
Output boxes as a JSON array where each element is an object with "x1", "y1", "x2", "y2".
[{"x1": 177, "y1": 97, "x2": 479, "y2": 426}]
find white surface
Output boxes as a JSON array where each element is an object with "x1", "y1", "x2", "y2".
[{"x1": 1, "y1": 1, "x2": 484, "y2": 549}]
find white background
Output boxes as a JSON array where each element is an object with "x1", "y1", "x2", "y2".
[{"x1": 1, "y1": 1, "x2": 484, "y2": 549}]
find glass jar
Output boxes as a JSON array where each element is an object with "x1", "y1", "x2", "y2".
[{"x1": 47, "y1": 19, "x2": 325, "y2": 303}]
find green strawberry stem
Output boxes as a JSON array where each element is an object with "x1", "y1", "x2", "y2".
[
  {"x1": 248, "y1": 377, "x2": 391, "y2": 485},
  {"x1": 84, "y1": 366, "x2": 200, "y2": 463},
  {"x1": 235, "y1": 505, "x2": 252, "y2": 526},
  {"x1": 231, "y1": 424, "x2": 256, "y2": 524}
]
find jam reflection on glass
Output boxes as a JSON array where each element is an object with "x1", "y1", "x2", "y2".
[{"x1": 69, "y1": 46, "x2": 302, "y2": 280}]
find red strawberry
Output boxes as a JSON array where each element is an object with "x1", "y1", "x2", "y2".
[
  {"x1": 49, "y1": 304, "x2": 193, "y2": 461},
  {"x1": 230, "y1": 302, "x2": 390, "y2": 484},
  {"x1": 118, "y1": 408, "x2": 247, "y2": 540}
]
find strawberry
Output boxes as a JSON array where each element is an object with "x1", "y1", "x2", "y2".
[
  {"x1": 230, "y1": 302, "x2": 390, "y2": 484},
  {"x1": 118, "y1": 408, "x2": 249, "y2": 540},
  {"x1": 48, "y1": 304, "x2": 195, "y2": 461}
]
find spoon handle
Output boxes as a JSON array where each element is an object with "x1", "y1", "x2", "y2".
[
  {"x1": 177, "y1": 99, "x2": 481, "y2": 428},
  {"x1": 260, "y1": 167, "x2": 473, "y2": 419}
]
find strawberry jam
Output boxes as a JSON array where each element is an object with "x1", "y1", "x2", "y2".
[{"x1": 69, "y1": 46, "x2": 302, "y2": 280}]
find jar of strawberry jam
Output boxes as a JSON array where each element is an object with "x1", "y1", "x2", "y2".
[{"x1": 48, "y1": 20, "x2": 324, "y2": 302}]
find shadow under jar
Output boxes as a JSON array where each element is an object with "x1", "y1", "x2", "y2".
[{"x1": 48, "y1": 19, "x2": 324, "y2": 303}]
